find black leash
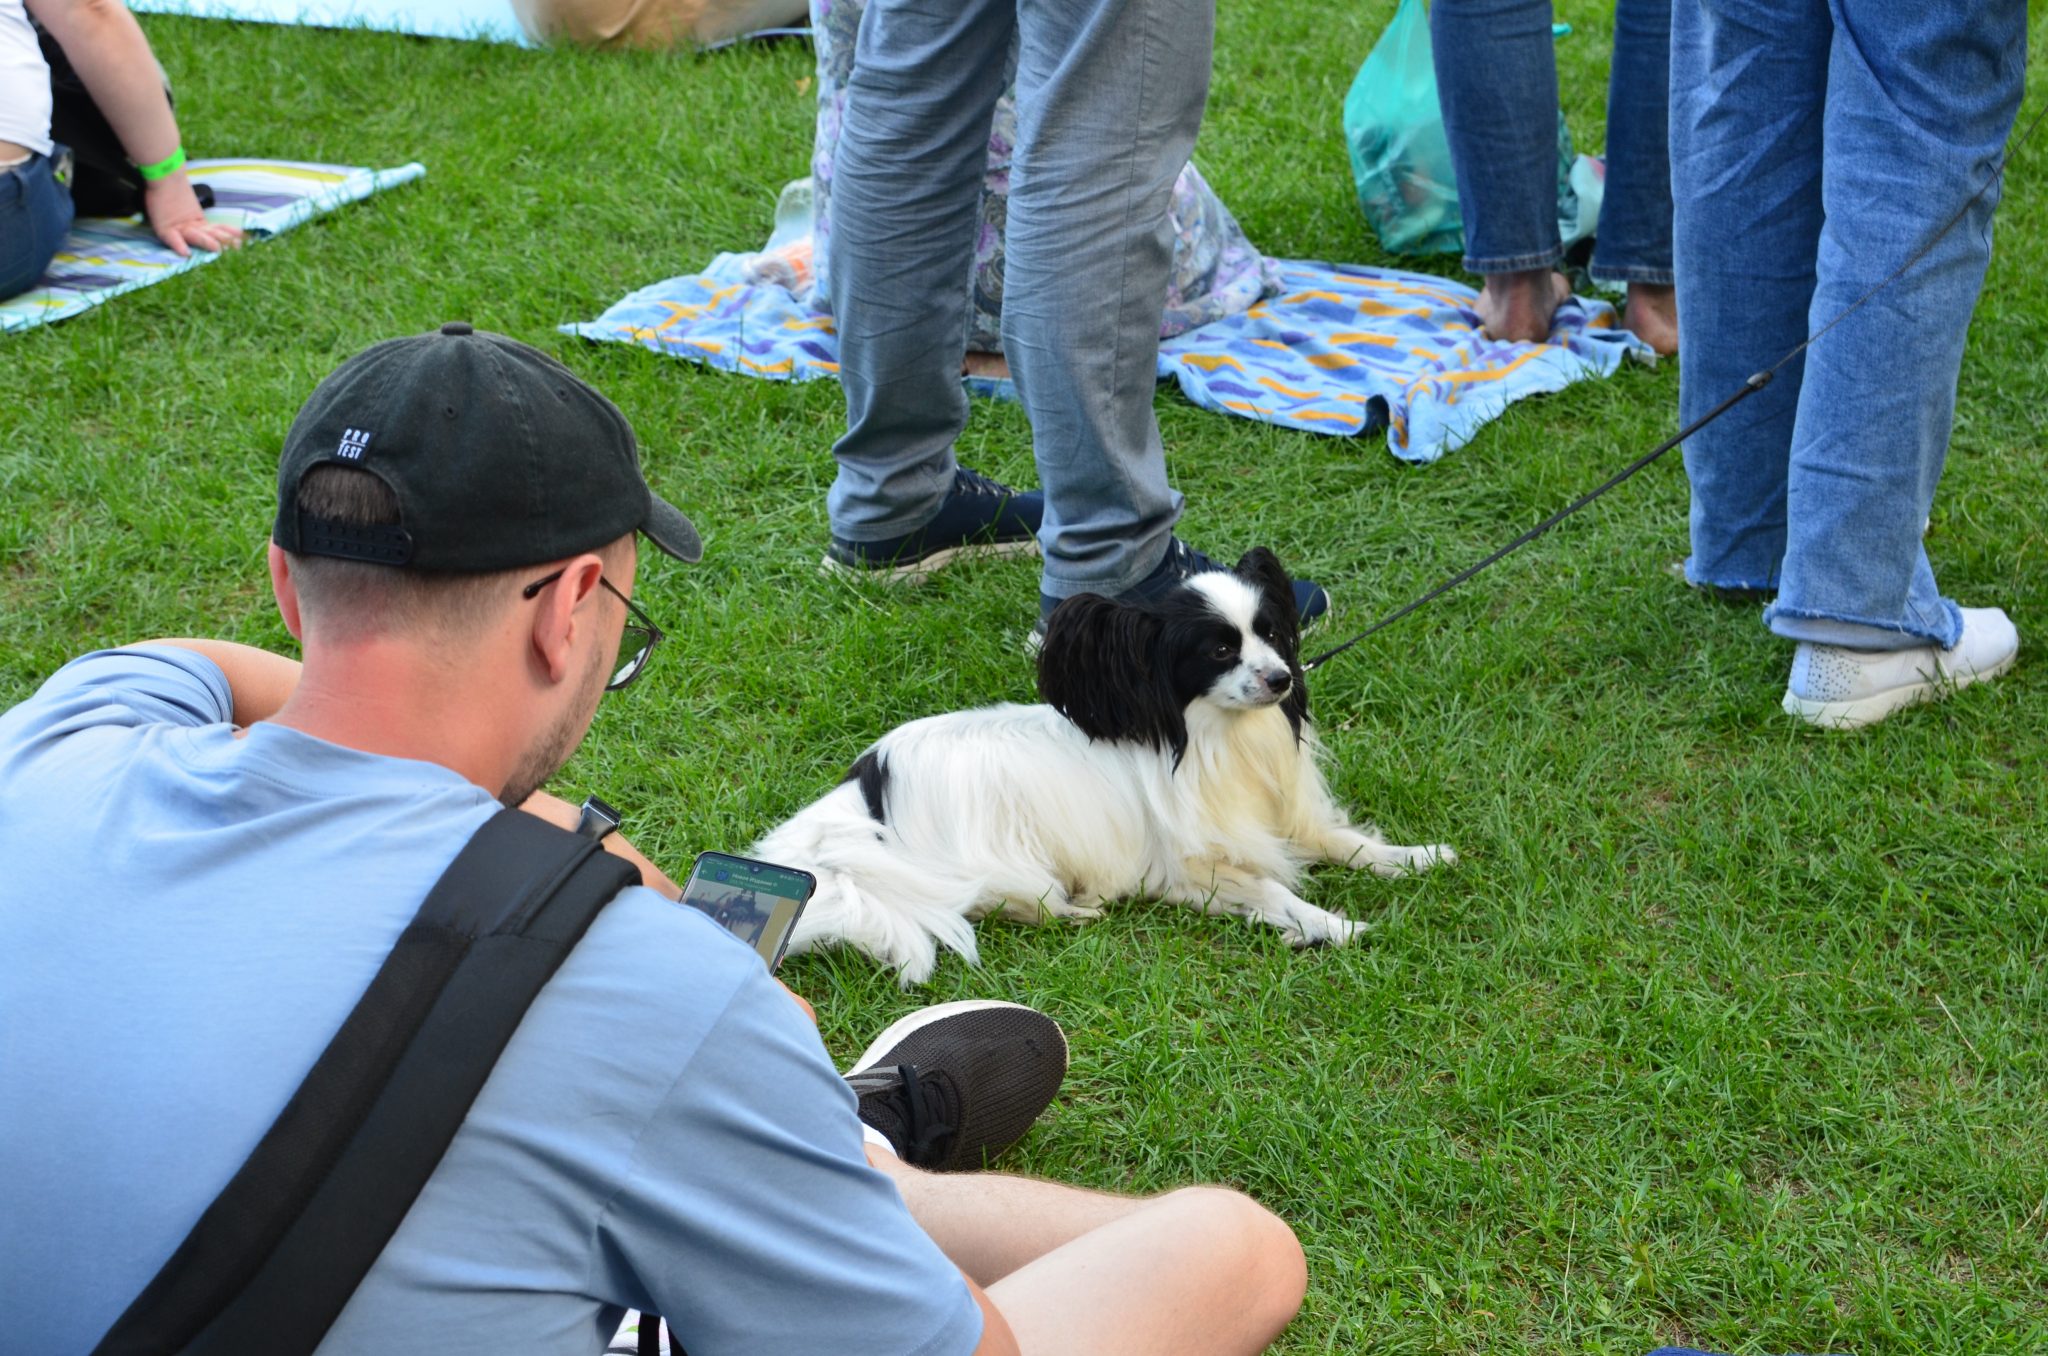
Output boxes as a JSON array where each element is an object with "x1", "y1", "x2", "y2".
[{"x1": 1302, "y1": 95, "x2": 2047, "y2": 673}]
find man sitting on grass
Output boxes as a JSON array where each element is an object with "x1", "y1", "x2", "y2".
[{"x1": 0, "y1": 324, "x2": 1307, "y2": 1356}]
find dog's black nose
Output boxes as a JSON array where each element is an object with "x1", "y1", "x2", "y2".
[{"x1": 1264, "y1": 668, "x2": 1292, "y2": 694}]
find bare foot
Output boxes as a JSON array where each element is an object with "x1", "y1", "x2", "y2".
[
  {"x1": 1473, "y1": 269, "x2": 1572, "y2": 344},
  {"x1": 962, "y1": 351, "x2": 1011, "y2": 380},
  {"x1": 1623, "y1": 282, "x2": 1678, "y2": 356}
]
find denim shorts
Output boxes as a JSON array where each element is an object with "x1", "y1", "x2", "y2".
[{"x1": 1, "y1": 146, "x2": 76, "y2": 301}]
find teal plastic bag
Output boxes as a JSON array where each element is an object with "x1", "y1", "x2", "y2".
[
  {"x1": 1344, "y1": 0, "x2": 1461, "y2": 256},
  {"x1": 1345, "y1": 2, "x2": 1599, "y2": 259}
]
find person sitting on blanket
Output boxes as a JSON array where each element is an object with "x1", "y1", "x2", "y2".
[
  {"x1": 0, "y1": 324, "x2": 1309, "y2": 1356},
  {"x1": 0, "y1": 0, "x2": 241, "y2": 300}
]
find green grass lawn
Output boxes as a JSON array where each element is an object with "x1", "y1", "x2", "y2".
[{"x1": 3, "y1": 5, "x2": 2044, "y2": 1352}]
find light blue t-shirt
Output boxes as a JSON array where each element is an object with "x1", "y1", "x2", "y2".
[{"x1": 0, "y1": 646, "x2": 981, "y2": 1356}]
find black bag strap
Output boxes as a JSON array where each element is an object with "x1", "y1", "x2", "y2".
[{"x1": 91, "y1": 808, "x2": 641, "y2": 1356}]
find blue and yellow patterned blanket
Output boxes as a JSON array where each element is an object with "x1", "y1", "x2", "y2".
[
  {"x1": 565, "y1": 252, "x2": 1648, "y2": 463},
  {"x1": 2, "y1": 159, "x2": 425, "y2": 334}
]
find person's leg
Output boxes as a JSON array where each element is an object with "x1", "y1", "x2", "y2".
[
  {"x1": 1670, "y1": 0, "x2": 1829, "y2": 593},
  {"x1": 1001, "y1": 0, "x2": 1204, "y2": 602},
  {"x1": 1767, "y1": 0, "x2": 2026, "y2": 651},
  {"x1": 1590, "y1": 0, "x2": 1677, "y2": 353},
  {"x1": 0, "y1": 149, "x2": 75, "y2": 301},
  {"x1": 1431, "y1": 0, "x2": 1567, "y2": 343},
  {"x1": 845, "y1": 998, "x2": 1303, "y2": 1351},
  {"x1": 872, "y1": 1150, "x2": 1307, "y2": 1356},
  {"x1": 869, "y1": 1147, "x2": 1142, "y2": 1283},
  {"x1": 988, "y1": 1185, "x2": 1303, "y2": 1356},
  {"x1": 825, "y1": 0, "x2": 1015, "y2": 544}
]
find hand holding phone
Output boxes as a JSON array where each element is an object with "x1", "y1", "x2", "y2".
[{"x1": 679, "y1": 851, "x2": 817, "y2": 970}]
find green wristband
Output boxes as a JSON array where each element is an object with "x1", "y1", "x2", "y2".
[{"x1": 136, "y1": 145, "x2": 186, "y2": 182}]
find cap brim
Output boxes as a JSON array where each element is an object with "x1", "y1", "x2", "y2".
[{"x1": 642, "y1": 493, "x2": 704, "y2": 564}]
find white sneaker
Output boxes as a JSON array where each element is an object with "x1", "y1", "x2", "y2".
[{"x1": 1783, "y1": 606, "x2": 2019, "y2": 731}]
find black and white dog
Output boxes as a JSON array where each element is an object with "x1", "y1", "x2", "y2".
[{"x1": 755, "y1": 549, "x2": 1454, "y2": 983}]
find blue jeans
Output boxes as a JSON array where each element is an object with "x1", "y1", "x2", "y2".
[
  {"x1": 1672, "y1": 0, "x2": 2025, "y2": 649},
  {"x1": 825, "y1": 0, "x2": 1205, "y2": 599},
  {"x1": 1432, "y1": 0, "x2": 1673, "y2": 285},
  {"x1": 1, "y1": 148, "x2": 74, "y2": 301}
]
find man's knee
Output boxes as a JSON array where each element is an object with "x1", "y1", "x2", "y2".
[{"x1": 1159, "y1": 1187, "x2": 1308, "y2": 1325}]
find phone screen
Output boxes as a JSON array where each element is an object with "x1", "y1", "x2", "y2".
[{"x1": 679, "y1": 851, "x2": 817, "y2": 970}]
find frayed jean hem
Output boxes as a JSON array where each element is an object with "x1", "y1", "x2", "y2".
[
  {"x1": 1684, "y1": 558, "x2": 1777, "y2": 593},
  {"x1": 1765, "y1": 601, "x2": 1963, "y2": 652},
  {"x1": 1589, "y1": 263, "x2": 1675, "y2": 287},
  {"x1": 1460, "y1": 247, "x2": 1563, "y2": 277}
]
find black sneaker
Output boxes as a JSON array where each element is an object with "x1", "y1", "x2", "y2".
[
  {"x1": 823, "y1": 467, "x2": 1043, "y2": 584},
  {"x1": 843, "y1": 1000, "x2": 1068, "y2": 1172},
  {"x1": 1028, "y1": 537, "x2": 1331, "y2": 652}
]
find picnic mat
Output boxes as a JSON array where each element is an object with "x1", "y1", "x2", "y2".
[
  {"x1": 130, "y1": 0, "x2": 527, "y2": 42},
  {"x1": 2, "y1": 158, "x2": 426, "y2": 334},
  {"x1": 127, "y1": 0, "x2": 807, "y2": 46},
  {"x1": 565, "y1": 250, "x2": 1649, "y2": 463}
]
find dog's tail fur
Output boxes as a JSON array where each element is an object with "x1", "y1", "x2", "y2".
[{"x1": 752, "y1": 781, "x2": 988, "y2": 986}]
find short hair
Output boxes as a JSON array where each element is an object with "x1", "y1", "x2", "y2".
[{"x1": 283, "y1": 465, "x2": 529, "y2": 639}]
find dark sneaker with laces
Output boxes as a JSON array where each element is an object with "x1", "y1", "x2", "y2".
[
  {"x1": 843, "y1": 1000, "x2": 1068, "y2": 1172},
  {"x1": 1027, "y1": 536, "x2": 1330, "y2": 652},
  {"x1": 824, "y1": 467, "x2": 1043, "y2": 584}
]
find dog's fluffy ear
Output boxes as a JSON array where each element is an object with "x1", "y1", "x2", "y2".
[
  {"x1": 1037, "y1": 593, "x2": 1189, "y2": 763},
  {"x1": 1234, "y1": 548, "x2": 1310, "y2": 737}
]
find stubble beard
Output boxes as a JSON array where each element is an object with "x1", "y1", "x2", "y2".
[{"x1": 500, "y1": 638, "x2": 612, "y2": 808}]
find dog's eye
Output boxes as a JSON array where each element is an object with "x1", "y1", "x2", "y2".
[
  {"x1": 1254, "y1": 620, "x2": 1275, "y2": 640},
  {"x1": 1210, "y1": 642, "x2": 1237, "y2": 661}
]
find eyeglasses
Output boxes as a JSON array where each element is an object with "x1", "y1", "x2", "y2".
[{"x1": 522, "y1": 568, "x2": 665, "y2": 691}]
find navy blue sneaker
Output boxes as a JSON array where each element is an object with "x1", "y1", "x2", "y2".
[
  {"x1": 824, "y1": 467, "x2": 1043, "y2": 584},
  {"x1": 1027, "y1": 537, "x2": 1330, "y2": 651}
]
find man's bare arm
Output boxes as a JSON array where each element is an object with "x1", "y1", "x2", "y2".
[
  {"x1": 151, "y1": 638, "x2": 301, "y2": 727},
  {"x1": 517, "y1": 789, "x2": 681, "y2": 899},
  {"x1": 22, "y1": 0, "x2": 244, "y2": 257}
]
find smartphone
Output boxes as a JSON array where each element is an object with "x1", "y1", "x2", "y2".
[{"x1": 678, "y1": 851, "x2": 817, "y2": 971}]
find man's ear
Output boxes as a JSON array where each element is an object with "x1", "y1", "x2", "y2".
[
  {"x1": 530, "y1": 553, "x2": 607, "y2": 684},
  {"x1": 268, "y1": 544, "x2": 305, "y2": 641}
]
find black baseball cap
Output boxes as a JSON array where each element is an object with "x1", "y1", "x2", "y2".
[{"x1": 274, "y1": 323, "x2": 702, "y2": 571}]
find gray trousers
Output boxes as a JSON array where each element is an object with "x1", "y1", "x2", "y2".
[{"x1": 825, "y1": 0, "x2": 1210, "y2": 599}]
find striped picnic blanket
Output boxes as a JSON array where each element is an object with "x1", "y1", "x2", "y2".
[
  {"x1": 2, "y1": 159, "x2": 426, "y2": 334},
  {"x1": 565, "y1": 248, "x2": 1648, "y2": 463}
]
